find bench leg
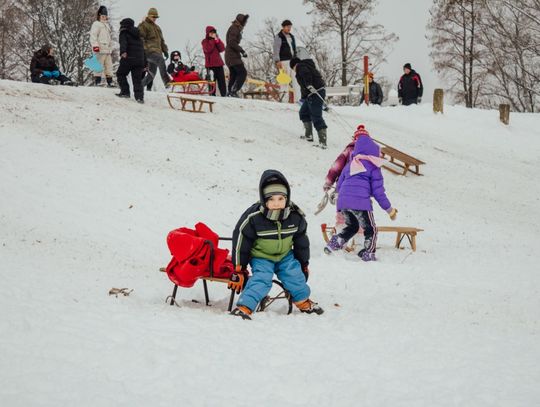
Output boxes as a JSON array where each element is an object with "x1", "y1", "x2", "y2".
[
  {"x1": 203, "y1": 279, "x2": 210, "y2": 306},
  {"x1": 411, "y1": 234, "x2": 417, "y2": 252},
  {"x1": 170, "y1": 284, "x2": 178, "y2": 306},
  {"x1": 395, "y1": 232, "x2": 402, "y2": 249}
]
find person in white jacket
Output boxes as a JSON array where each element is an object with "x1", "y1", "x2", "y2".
[{"x1": 90, "y1": 6, "x2": 114, "y2": 87}]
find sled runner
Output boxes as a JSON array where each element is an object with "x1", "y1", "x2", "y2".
[
  {"x1": 380, "y1": 145, "x2": 425, "y2": 176},
  {"x1": 321, "y1": 223, "x2": 424, "y2": 252},
  {"x1": 169, "y1": 80, "x2": 216, "y2": 95},
  {"x1": 162, "y1": 225, "x2": 293, "y2": 314},
  {"x1": 167, "y1": 94, "x2": 215, "y2": 113},
  {"x1": 245, "y1": 78, "x2": 285, "y2": 102}
]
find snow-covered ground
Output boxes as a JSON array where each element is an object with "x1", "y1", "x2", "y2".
[{"x1": 1, "y1": 80, "x2": 539, "y2": 406}]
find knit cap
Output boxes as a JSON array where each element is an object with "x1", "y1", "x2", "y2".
[
  {"x1": 148, "y1": 8, "x2": 159, "y2": 18},
  {"x1": 353, "y1": 124, "x2": 370, "y2": 140},
  {"x1": 263, "y1": 183, "x2": 288, "y2": 199}
]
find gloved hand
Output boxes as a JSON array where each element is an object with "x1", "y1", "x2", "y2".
[
  {"x1": 121, "y1": 52, "x2": 127, "y2": 59},
  {"x1": 387, "y1": 207, "x2": 398, "y2": 221},
  {"x1": 51, "y1": 70, "x2": 60, "y2": 78},
  {"x1": 42, "y1": 71, "x2": 53, "y2": 78},
  {"x1": 323, "y1": 183, "x2": 332, "y2": 192},
  {"x1": 302, "y1": 264, "x2": 309, "y2": 282},
  {"x1": 329, "y1": 191, "x2": 338, "y2": 205},
  {"x1": 307, "y1": 85, "x2": 318, "y2": 94},
  {"x1": 241, "y1": 50, "x2": 247, "y2": 58},
  {"x1": 417, "y1": 97, "x2": 422, "y2": 103},
  {"x1": 93, "y1": 46, "x2": 100, "y2": 53},
  {"x1": 164, "y1": 51, "x2": 169, "y2": 59},
  {"x1": 398, "y1": 97, "x2": 403, "y2": 104},
  {"x1": 228, "y1": 266, "x2": 247, "y2": 294}
]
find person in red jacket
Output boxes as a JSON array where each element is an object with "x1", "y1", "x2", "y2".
[{"x1": 202, "y1": 26, "x2": 226, "y2": 96}]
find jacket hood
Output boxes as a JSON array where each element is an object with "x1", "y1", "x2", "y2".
[
  {"x1": 258, "y1": 169, "x2": 291, "y2": 205},
  {"x1": 300, "y1": 59, "x2": 317, "y2": 69},
  {"x1": 353, "y1": 135, "x2": 380, "y2": 157},
  {"x1": 120, "y1": 18, "x2": 134, "y2": 28},
  {"x1": 235, "y1": 14, "x2": 249, "y2": 26},
  {"x1": 170, "y1": 50, "x2": 181, "y2": 60},
  {"x1": 205, "y1": 25, "x2": 216, "y2": 36}
]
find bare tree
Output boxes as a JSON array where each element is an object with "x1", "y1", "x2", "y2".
[
  {"x1": 478, "y1": 0, "x2": 540, "y2": 112},
  {"x1": 427, "y1": 0, "x2": 486, "y2": 107},
  {"x1": 182, "y1": 39, "x2": 204, "y2": 73},
  {"x1": 245, "y1": 17, "x2": 279, "y2": 82},
  {"x1": 303, "y1": 0, "x2": 398, "y2": 85},
  {"x1": 0, "y1": 0, "x2": 19, "y2": 79}
]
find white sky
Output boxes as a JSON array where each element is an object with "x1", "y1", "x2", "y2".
[{"x1": 112, "y1": 0, "x2": 439, "y2": 99}]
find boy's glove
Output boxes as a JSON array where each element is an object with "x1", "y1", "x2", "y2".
[
  {"x1": 93, "y1": 46, "x2": 100, "y2": 53},
  {"x1": 302, "y1": 264, "x2": 309, "y2": 282},
  {"x1": 42, "y1": 71, "x2": 53, "y2": 78},
  {"x1": 228, "y1": 266, "x2": 247, "y2": 293},
  {"x1": 51, "y1": 70, "x2": 60, "y2": 78},
  {"x1": 164, "y1": 51, "x2": 169, "y2": 59},
  {"x1": 387, "y1": 207, "x2": 398, "y2": 221},
  {"x1": 329, "y1": 191, "x2": 338, "y2": 205},
  {"x1": 241, "y1": 50, "x2": 247, "y2": 58},
  {"x1": 323, "y1": 182, "x2": 332, "y2": 192}
]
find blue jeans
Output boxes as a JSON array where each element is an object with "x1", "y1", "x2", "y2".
[
  {"x1": 299, "y1": 88, "x2": 327, "y2": 130},
  {"x1": 237, "y1": 251, "x2": 310, "y2": 311}
]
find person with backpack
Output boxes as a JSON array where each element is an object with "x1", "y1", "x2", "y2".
[
  {"x1": 30, "y1": 45, "x2": 74, "y2": 86},
  {"x1": 116, "y1": 18, "x2": 145, "y2": 103},
  {"x1": 360, "y1": 72, "x2": 383, "y2": 105},
  {"x1": 273, "y1": 19, "x2": 300, "y2": 102},
  {"x1": 225, "y1": 13, "x2": 249, "y2": 97},
  {"x1": 289, "y1": 56, "x2": 328, "y2": 149},
  {"x1": 139, "y1": 8, "x2": 170, "y2": 89},
  {"x1": 89, "y1": 5, "x2": 114, "y2": 87},
  {"x1": 398, "y1": 63, "x2": 423, "y2": 105},
  {"x1": 202, "y1": 26, "x2": 226, "y2": 96}
]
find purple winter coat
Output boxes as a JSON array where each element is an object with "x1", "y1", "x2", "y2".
[{"x1": 336, "y1": 136, "x2": 391, "y2": 212}]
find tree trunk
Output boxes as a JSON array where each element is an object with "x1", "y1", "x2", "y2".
[
  {"x1": 499, "y1": 104, "x2": 510, "y2": 125},
  {"x1": 433, "y1": 89, "x2": 444, "y2": 113}
]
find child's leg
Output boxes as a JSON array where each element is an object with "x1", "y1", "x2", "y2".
[
  {"x1": 358, "y1": 210, "x2": 378, "y2": 253},
  {"x1": 337, "y1": 210, "x2": 361, "y2": 242},
  {"x1": 236, "y1": 258, "x2": 275, "y2": 312},
  {"x1": 275, "y1": 252, "x2": 310, "y2": 303}
]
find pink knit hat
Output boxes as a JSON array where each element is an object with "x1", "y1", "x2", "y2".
[{"x1": 353, "y1": 124, "x2": 370, "y2": 140}]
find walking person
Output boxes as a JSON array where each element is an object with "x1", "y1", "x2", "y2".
[
  {"x1": 273, "y1": 19, "x2": 300, "y2": 102},
  {"x1": 90, "y1": 5, "x2": 114, "y2": 87},
  {"x1": 225, "y1": 13, "x2": 249, "y2": 97},
  {"x1": 398, "y1": 63, "x2": 423, "y2": 105},
  {"x1": 139, "y1": 8, "x2": 170, "y2": 89},
  {"x1": 289, "y1": 57, "x2": 328, "y2": 149},
  {"x1": 202, "y1": 26, "x2": 227, "y2": 96},
  {"x1": 116, "y1": 18, "x2": 145, "y2": 103}
]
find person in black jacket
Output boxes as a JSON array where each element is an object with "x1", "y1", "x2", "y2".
[
  {"x1": 116, "y1": 18, "x2": 145, "y2": 103},
  {"x1": 398, "y1": 63, "x2": 423, "y2": 105},
  {"x1": 30, "y1": 45, "x2": 73, "y2": 85},
  {"x1": 360, "y1": 72, "x2": 383, "y2": 105},
  {"x1": 290, "y1": 57, "x2": 328, "y2": 149},
  {"x1": 228, "y1": 169, "x2": 323, "y2": 320}
]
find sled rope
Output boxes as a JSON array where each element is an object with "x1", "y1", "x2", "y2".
[{"x1": 108, "y1": 287, "x2": 133, "y2": 297}]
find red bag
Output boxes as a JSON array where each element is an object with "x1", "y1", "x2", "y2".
[{"x1": 165, "y1": 223, "x2": 232, "y2": 288}]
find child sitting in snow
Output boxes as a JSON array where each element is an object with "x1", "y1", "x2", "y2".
[
  {"x1": 167, "y1": 50, "x2": 201, "y2": 82},
  {"x1": 229, "y1": 170, "x2": 323, "y2": 320},
  {"x1": 324, "y1": 130, "x2": 398, "y2": 261}
]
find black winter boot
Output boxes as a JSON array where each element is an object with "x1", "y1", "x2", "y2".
[
  {"x1": 317, "y1": 128, "x2": 327, "y2": 149},
  {"x1": 94, "y1": 76, "x2": 101, "y2": 86},
  {"x1": 106, "y1": 77, "x2": 114, "y2": 88},
  {"x1": 303, "y1": 121, "x2": 313, "y2": 141}
]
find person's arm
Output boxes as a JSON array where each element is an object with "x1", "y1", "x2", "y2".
[
  {"x1": 215, "y1": 37, "x2": 225, "y2": 52},
  {"x1": 292, "y1": 214, "x2": 310, "y2": 267},
  {"x1": 166, "y1": 62, "x2": 175, "y2": 75},
  {"x1": 296, "y1": 64, "x2": 313, "y2": 89},
  {"x1": 138, "y1": 23, "x2": 147, "y2": 49},
  {"x1": 232, "y1": 207, "x2": 257, "y2": 269},
  {"x1": 202, "y1": 39, "x2": 213, "y2": 54},
  {"x1": 90, "y1": 22, "x2": 99, "y2": 48},
  {"x1": 119, "y1": 31, "x2": 128, "y2": 55},
  {"x1": 371, "y1": 167, "x2": 391, "y2": 211},
  {"x1": 376, "y1": 83, "x2": 383, "y2": 104},
  {"x1": 415, "y1": 73, "x2": 423, "y2": 97},
  {"x1": 273, "y1": 35, "x2": 281, "y2": 63},
  {"x1": 398, "y1": 76, "x2": 404, "y2": 98},
  {"x1": 324, "y1": 145, "x2": 352, "y2": 189},
  {"x1": 30, "y1": 56, "x2": 40, "y2": 75}
]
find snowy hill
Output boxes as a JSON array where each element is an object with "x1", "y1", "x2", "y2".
[{"x1": 1, "y1": 80, "x2": 539, "y2": 406}]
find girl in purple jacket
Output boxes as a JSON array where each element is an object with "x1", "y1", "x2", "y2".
[{"x1": 324, "y1": 133, "x2": 398, "y2": 261}]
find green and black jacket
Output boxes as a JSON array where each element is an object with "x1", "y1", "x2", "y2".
[{"x1": 232, "y1": 170, "x2": 310, "y2": 269}]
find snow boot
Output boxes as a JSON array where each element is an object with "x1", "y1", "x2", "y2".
[
  {"x1": 324, "y1": 234, "x2": 344, "y2": 254},
  {"x1": 231, "y1": 305, "x2": 252, "y2": 320},
  {"x1": 106, "y1": 77, "x2": 114, "y2": 88},
  {"x1": 116, "y1": 93, "x2": 130, "y2": 98},
  {"x1": 358, "y1": 249, "x2": 376, "y2": 262},
  {"x1": 94, "y1": 76, "x2": 102, "y2": 86},
  {"x1": 136, "y1": 98, "x2": 144, "y2": 104},
  {"x1": 317, "y1": 128, "x2": 327, "y2": 149},
  {"x1": 302, "y1": 121, "x2": 313, "y2": 141},
  {"x1": 295, "y1": 299, "x2": 324, "y2": 315}
]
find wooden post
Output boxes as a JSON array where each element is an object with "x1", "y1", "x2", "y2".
[
  {"x1": 363, "y1": 55, "x2": 369, "y2": 104},
  {"x1": 499, "y1": 104, "x2": 510, "y2": 125},
  {"x1": 433, "y1": 89, "x2": 444, "y2": 113}
]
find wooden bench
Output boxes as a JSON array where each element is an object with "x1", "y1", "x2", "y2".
[
  {"x1": 321, "y1": 223, "x2": 423, "y2": 252},
  {"x1": 167, "y1": 94, "x2": 215, "y2": 113},
  {"x1": 380, "y1": 145, "x2": 425, "y2": 176}
]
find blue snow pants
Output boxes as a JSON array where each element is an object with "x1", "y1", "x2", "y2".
[{"x1": 237, "y1": 251, "x2": 310, "y2": 312}]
